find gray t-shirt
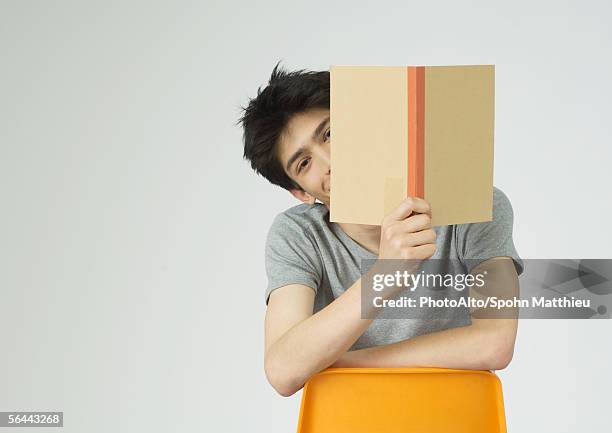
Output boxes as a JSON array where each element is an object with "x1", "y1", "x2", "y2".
[{"x1": 264, "y1": 186, "x2": 524, "y2": 350}]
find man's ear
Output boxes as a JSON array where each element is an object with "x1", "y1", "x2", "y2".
[{"x1": 289, "y1": 188, "x2": 316, "y2": 205}]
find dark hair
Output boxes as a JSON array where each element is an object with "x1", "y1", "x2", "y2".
[{"x1": 236, "y1": 60, "x2": 330, "y2": 191}]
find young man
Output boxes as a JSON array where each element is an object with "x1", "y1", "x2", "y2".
[{"x1": 238, "y1": 62, "x2": 524, "y2": 397}]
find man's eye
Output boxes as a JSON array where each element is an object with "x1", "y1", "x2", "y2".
[
  {"x1": 324, "y1": 129, "x2": 331, "y2": 141},
  {"x1": 298, "y1": 158, "x2": 310, "y2": 173}
]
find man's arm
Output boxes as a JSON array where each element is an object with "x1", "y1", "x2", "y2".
[
  {"x1": 264, "y1": 278, "x2": 374, "y2": 397},
  {"x1": 330, "y1": 256, "x2": 520, "y2": 370},
  {"x1": 264, "y1": 198, "x2": 436, "y2": 397}
]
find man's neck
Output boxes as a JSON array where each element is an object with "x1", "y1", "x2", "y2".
[{"x1": 335, "y1": 221, "x2": 381, "y2": 256}]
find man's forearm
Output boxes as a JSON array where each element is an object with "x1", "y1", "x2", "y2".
[
  {"x1": 264, "y1": 276, "x2": 374, "y2": 396},
  {"x1": 265, "y1": 198, "x2": 439, "y2": 396},
  {"x1": 331, "y1": 318, "x2": 518, "y2": 370},
  {"x1": 330, "y1": 257, "x2": 521, "y2": 371},
  {"x1": 264, "y1": 259, "x2": 413, "y2": 396}
]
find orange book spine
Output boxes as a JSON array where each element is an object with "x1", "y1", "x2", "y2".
[{"x1": 407, "y1": 66, "x2": 425, "y2": 198}]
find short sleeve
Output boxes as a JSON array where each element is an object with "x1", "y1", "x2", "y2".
[
  {"x1": 456, "y1": 187, "x2": 524, "y2": 276},
  {"x1": 264, "y1": 213, "x2": 323, "y2": 305}
]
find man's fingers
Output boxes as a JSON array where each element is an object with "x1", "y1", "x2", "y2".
[
  {"x1": 402, "y1": 243, "x2": 437, "y2": 260},
  {"x1": 384, "y1": 197, "x2": 432, "y2": 222},
  {"x1": 402, "y1": 228, "x2": 437, "y2": 247},
  {"x1": 397, "y1": 213, "x2": 433, "y2": 233}
]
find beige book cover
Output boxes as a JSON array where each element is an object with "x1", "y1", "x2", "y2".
[{"x1": 330, "y1": 65, "x2": 494, "y2": 227}]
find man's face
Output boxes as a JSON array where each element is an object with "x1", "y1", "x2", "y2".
[{"x1": 277, "y1": 108, "x2": 331, "y2": 207}]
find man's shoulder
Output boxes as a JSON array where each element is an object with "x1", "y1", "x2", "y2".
[
  {"x1": 450, "y1": 185, "x2": 517, "y2": 251},
  {"x1": 484, "y1": 185, "x2": 515, "y2": 225},
  {"x1": 274, "y1": 202, "x2": 328, "y2": 225},
  {"x1": 491, "y1": 185, "x2": 513, "y2": 212},
  {"x1": 268, "y1": 203, "x2": 329, "y2": 238},
  {"x1": 451, "y1": 186, "x2": 513, "y2": 229}
]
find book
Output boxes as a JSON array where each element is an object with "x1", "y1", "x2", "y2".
[{"x1": 330, "y1": 64, "x2": 494, "y2": 227}]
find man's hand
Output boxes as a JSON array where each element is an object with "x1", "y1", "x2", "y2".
[
  {"x1": 367, "y1": 197, "x2": 438, "y2": 301},
  {"x1": 378, "y1": 197, "x2": 437, "y2": 261}
]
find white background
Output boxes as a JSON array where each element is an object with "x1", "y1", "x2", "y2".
[{"x1": 1, "y1": 1, "x2": 610, "y2": 432}]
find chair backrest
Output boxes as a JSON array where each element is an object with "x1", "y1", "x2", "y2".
[{"x1": 296, "y1": 367, "x2": 507, "y2": 433}]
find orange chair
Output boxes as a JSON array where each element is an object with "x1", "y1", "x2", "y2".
[{"x1": 297, "y1": 368, "x2": 507, "y2": 433}]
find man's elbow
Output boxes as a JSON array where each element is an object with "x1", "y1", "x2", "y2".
[
  {"x1": 474, "y1": 318, "x2": 517, "y2": 371},
  {"x1": 485, "y1": 340, "x2": 515, "y2": 371},
  {"x1": 264, "y1": 355, "x2": 304, "y2": 397},
  {"x1": 269, "y1": 378, "x2": 301, "y2": 398}
]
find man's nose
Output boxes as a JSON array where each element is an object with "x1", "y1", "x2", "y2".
[{"x1": 313, "y1": 147, "x2": 331, "y2": 173}]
